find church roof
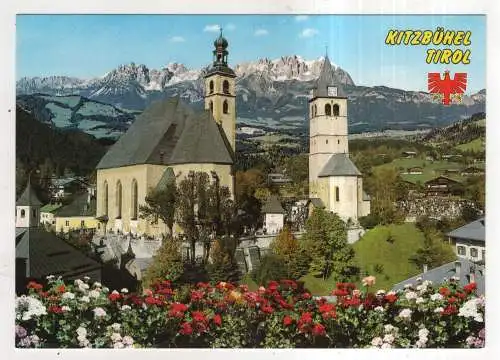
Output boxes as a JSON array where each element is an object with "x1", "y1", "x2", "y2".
[
  {"x1": 155, "y1": 167, "x2": 176, "y2": 191},
  {"x1": 16, "y1": 180, "x2": 42, "y2": 207},
  {"x1": 16, "y1": 228, "x2": 101, "y2": 280},
  {"x1": 312, "y1": 55, "x2": 346, "y2": 98},
  {"x1": 262, "y1": 195, "x2": 285, "y2": 214},
  {"x1": 55, "y1": 192, "x2": 96, "y2": 217},
  {"x1": 318, "y1": 153, "x2": 362, "y2": 177},
  {"x1": 96, "y1": 97, "x2": 233, "y2": 170}
]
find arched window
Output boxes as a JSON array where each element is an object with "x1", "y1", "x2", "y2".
[
  {"x1": 325, "y1": 104, "x2": 332, "y2": 116},
  {"x1": 131, "y1": 179, "x2": 138, "y2": 220},
  {"x1": 209, "y1": 80, "x2": 214, "y2": 94},
  {"x1": 223, "y1": 80, "x2": 230, "y2": 94},
  {"x1": 333, "y1": 104, "x2": 340, "y2": 116},
  {"x1": 326, "y1": 139, "x2": 328, "y2": 144},
  {"x1": 209, "y1": 101, "x2": 213, "y2": 115},
  {"x1": 32, "y1": 209, "x2": 37, "y2": 218},
  {"x1": 20, "y1": 209, "x2": 25, "y2": 218},
  {"x1": 335, "y1": 186, "x2": 340, "y2": 202},
  {"x1": 103, "y1": 181, "x2": 108, "y2": 215},
  {"x1": 223, "y1": 100, "x2": 229, "y2": 114},
  {"x1": 116, "y1": 181, "x2": 122, "y2": 219},
  {"x1": 314, "y1": 104, "x2": 317, "y2": 117}
]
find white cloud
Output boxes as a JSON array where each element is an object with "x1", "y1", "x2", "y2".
[
  {"x1": 254, "y1": 29, "x2": 269, "y2": 36},
  {"x1": 203, "y1": 24, "x2": 220, "y2": 33},
  {"x1": 295, "y1": 15, "x2": 309, "y2": 22},
  {"x1": 169, "y1": 36, "x2": 185, "y2": 43},
  {"x1": 299, "y1": 28, "x2": 319, "y2": 38},
  {"x1": 225, "y1": 23, "x2": 236, "y2": 31}
]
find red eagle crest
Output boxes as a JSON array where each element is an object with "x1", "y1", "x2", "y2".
[{"x1": 428, "y1": 71, "x2": 467, "y2": 105}]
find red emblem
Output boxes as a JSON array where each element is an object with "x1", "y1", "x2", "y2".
[{"x1": 428, "y1": 71, "x2": 467, "y2": 105}]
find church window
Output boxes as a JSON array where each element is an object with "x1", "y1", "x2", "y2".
[
  {"x1": 131, "y1": 179, "x2": 138, "y2": 220},
  {"x1": 314, "y1": 104, "x2": 317, "y2": 117},
  {"x1": 81, "y1": 220, "x2": 85, "y2": 228},
  {"x1": 325, "y1": 104, "x2": 331, "y2": 116},
  {"x1": 338, "y1": 140, "x2": 340, "y2": 145},
  {"x1": 103, "y1": 181, "x2": 109, "y2": 215},
  {"x1": 20, "y1": 209, "x2": 25, "y2": 218},
  {"x1": 333, "y1": 104, "x2": 340, "y2": 116},
  {"x1": 116, "y1": 181, "x2": 122, "y2": 219},
  {"x1": 209, "y1": 101, "x2": 213, "y2": 115},
  {"x1": 65, "y1": 220, "x2": 69, "y2": 226},
  {"x1": 335, "y1": 186, "x2": 340, "y2": 202},
  {"x1": 209, "y1": 80, "x2": 214, "y2": 94},
  {"x1": 32, "y1": 209, "x2": 37, "y2": 218},
  {"x1": 326, "y1": 139, "x2": 328, "y2": 144},
  {"x1": 223, "y1": 80, "x2": 230, "y2": 94},
  {"x1": 223, "y1": 100, "x2": 229, "y2": 114}
]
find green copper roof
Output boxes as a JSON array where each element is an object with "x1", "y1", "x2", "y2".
[{"x1": 40, "y1": 204, "x2": 62, "y2": 213}]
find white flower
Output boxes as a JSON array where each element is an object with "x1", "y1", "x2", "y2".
[
  {"x1": 404, "y1": 284, "x2": 412, "y2": 289},
  {"x1": 386, "y1": 291, "x2": 397, "y2": 296},
  {"x1": 93, "y1": 282, "x2": 102, "y2": 288},
  {"x1": 381, "y1": 343, "x2": 392, "y2": 349},
  {"x1": 121, "y1": 305, "x2": 131, "y2": 311},
  {"x1": 376, "y1": 290, "x2": 386, "y2": 297},
  {"x1": 434, "y1": 307, "x2": 444, "y2": 314},
  {"x1": 474, "y1": 314, "x2": 484, "y2": 323},
  {"x1": 113, "y1": 341, "x2": 125, "y2": 349},
  {"x1": 416, "y1": 339, "x2": 426, "y2": 348},
  {"x1": 122, "y1": 336, "x2": 134, "y2": 346},
  {"x1": 423, "y1": 280, "x2": 433, "y2": 287},
  {"x1": 83, "y1": 276, "x2": 90, "y2": 282},
  {"x1": 384, "y1": 324, "x2": 396, "y2": 333},
  {"x1": 76, "y1": 327, "x2": 87, "y2": 337},
  {"x1": 110, "y1": 333, "x2": 122, "y2": 343},
  {"x1": 111, "y1": 323, "x2": 121, "y2": 332},
  {"x1": 80, "y1": 296, "x2": 90, "y2": 303},
  {"x1": 383, "y1": 334, "x2": 395, "y2": 344},
  {"x1": 102, "y1": 287, "x2": 109, "y2": 293},
  {"x1": 374, "y1": 306, "x2": 385, "y2": 312},
  {"x1": 89, "y1": 290, "x2": 100, "y2": 299},
  {"x1": 61, "y1": 306, "x2": 71, "y2": 312},
  {"x1": 466, "y1": 336, "x2": 476, "y2": 346},
  {"x1": 459, "y1": 298, "x2": 483, "y2": 321},
  {"x1": 405, "y1": 291, "x2": 418, "y2": 301},
  {"x1": 78, "y1": 283, "x2": 90, "y2": 292},
  {"x1": 416, "y1": 297, "x2": 425, "y2": 304},
  {"x1": 120, "y1": 288, "x2": 129, "y2": 294},
  {"x1": 430, "y1": 293, "x2": 444, "y2": 301},
  {"x1": 398, "y1": 308, "x2": 412, "y2": 319},
  {"x1": 78, "y1": 337, "x2": 90, "y2": 347},
  {"x1": 15, "y1": 295, "x2": 47, "y2": 321},
  {"x1": 93, "y1": 307, "x2": 106, "y2": 318},
  {"x1": 371, "y1": 337, "x2": 383, "y2": 347},
  {"x1": 46, "y1": 275, "x2": 55, "y2": 281},
  {"x1": 74, "y1": 279, "x2": 84, "y2": 287},
  {"x1": 416, "y1": 277, "x2": 423, "y2": 282},
  {"x1": 418, "y1": 328, "x2": 429, "y2": 339},
  {"x1": 62, "y1": 292, "x2": 75, "y2": 300},
  {"x1": 451, "y1": 276, "x2": 460, "y2": 282}
]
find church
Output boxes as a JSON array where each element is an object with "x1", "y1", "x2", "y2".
[
  {"x1": 307, "y1": 55, "x2": 370, "y2": 224},
  {"x1": 95, "y1": 32, "x2": 236, "y2": 236}
]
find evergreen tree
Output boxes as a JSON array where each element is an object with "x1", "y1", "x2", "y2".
[
  {"x1": 142, "y1": 235, "x2": 184, "y2": 288},
  {"x1": 271, "y1": 227, "x2": 309, "y2": 280},
  {"x1": 206, "y1": 237, "x2": 241, "y2": 283}
]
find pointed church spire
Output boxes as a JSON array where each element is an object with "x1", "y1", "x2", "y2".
[
  {"x1": 207, "y1": 28, "x2": 235, "y2": 77},
  {"x1": 16, "y1": 178, "x2": 42, "y2": 207},
  {"x1": 313, "y1": 54, "x2": 346, "y2": 98}
]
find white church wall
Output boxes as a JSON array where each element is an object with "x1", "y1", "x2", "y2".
[{"x1": 328, "y1": 176, "x2": 359, "y2": 222}]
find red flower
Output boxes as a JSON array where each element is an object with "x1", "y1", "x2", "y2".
[
  {"x1": 283, "y1": 315, "x2": 294, "y2": 326},
  {"x1": 157, "y1": 288, "x2": 174, "y2": 297},
  {"x1": 212, "y1": 314, "x2": 222, "y2": 327},
  {"x1": 312, "y1": 323, "x2": 326, "y2": 337},
  {"x1": 448, "y1": 297, "x2": 457, "y2": 304},
  {"x1": 169, "y1": 302, "x2": 188, "y2": 318},
  {"x1": 464, "y1": 282, "x2": 477, "y2": 294},
  {"x1": 299, "y1": 312, "x2": 313, "y2": 324},
  {"x1": 333, "y1": 289, "x2": 349, "y2": 297},
  {"x1": 196, "y1": 282, "x2": 210, "y2": 289},
  {"x1": 384, "y1": 294, "x2": 398, "y2": 303},
  {"x1": 190, "y1": 290, "x2": 204, "y2": 302},
  {"x1": 280, "y1": 279, "x2": 298, "y2": 289},
  {"x1": 455, "y1": 291, "x2": 466, "y2": 299},
  {"x1": 302, "y1": 292, "x2": 312, "y2": 300},
  {"x1": 239, "y1": 284, "x2": 249, "y2": 293},
  {"x1": 108, "y1": 292, "x2": 121, "y2": 302},
  {"x1": 129, "y1": 295, "x2": 143, "y2": 306},
  {"x1": 441, "y1": 305, "x2": 458, "y2": 316},
  {"x1": 261, "y1": 305, "x2": 274, "y2": 314},
  {"x1": 27, "y1": 281, "x2": 43, "y2": 291},
  {"x1": 145, "y1": 296, "x2": 162, "y2": 306},
  {"x1": 439, "y1": 287, "x2": 451, "y2": 297},
  {"x1": 48, "y1": 305, "x2": 63, "y2": 314},
  {"x1": 56, "y1": 284, "x2": 66, "y2": 293},
  {"x1": 318, "y1": 303, "x2": 335, "y2": 313},
  {"x1": 191, "y1": 311, "x2": 207, "y2": 323},
  {"x1": 179, "y1": 322, "x2": 193, "y2": 335},
  {"x1": 39, "y1": 291, "x2": 49, "y2": 298}
]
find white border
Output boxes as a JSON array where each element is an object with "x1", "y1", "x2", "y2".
[{"x1": 1, "y1": 1, "x2": 499, "y2": 360}]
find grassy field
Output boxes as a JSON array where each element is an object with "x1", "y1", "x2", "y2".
[
  {"x1": 352, "y1": 224, "x2": 425, "y2": 291},
  {"x1": 376, "y1": 157, "x2": 464, "y2": 184},
  {"x1": 455, "y1": 138, "x2": 485, "y2": 152}
]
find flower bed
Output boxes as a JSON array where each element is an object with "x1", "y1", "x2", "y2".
[{"x1": 15, "y1": 276, "x2": 484, "y2": 348}]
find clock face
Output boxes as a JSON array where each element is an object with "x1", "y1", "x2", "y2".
[{"x1": 328, "y1": 86, "x2": 337, "y2": 97}]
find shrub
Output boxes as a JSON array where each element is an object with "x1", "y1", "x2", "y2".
[{"x1": 251, "y1": 254, "x2": 288, "y2": 286}]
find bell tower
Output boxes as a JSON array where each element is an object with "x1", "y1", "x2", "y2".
[
  {"x1": 308, "y1": 55, "x2": 349, "y2": 198},
  {"x1": 204, "y1": 29, "x2": 237, "y2": 152},
  {"x1": 16, "y1": 179, "x2": 42, "y2": 228}
]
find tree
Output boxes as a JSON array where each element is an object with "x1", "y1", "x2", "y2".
[
  {"x1": 409, "y1": 230, "x2": 456, "y2": 270},
  {"x1": 271, "y1": 227, "x2": 309, "y2": 280},
  {"x1": 206, "y1": 237, "x2": 241, "y2": 283},
  {"x1": 140, "y1": 180, "x2": 177, "y2": 235},
  {"x1": 142, "y1": 235, "x2": 184, "y2": 288},
  {"x1": 251, "y1": 253, "x2": 288, "y2": 286},
  {"x1": 303, "y1": 208, "x2": 357, "y2": 280}
]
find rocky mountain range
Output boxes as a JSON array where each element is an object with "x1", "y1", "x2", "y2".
[{"x1": 17, "y1": 55, "x2": 486, "y2": 135}]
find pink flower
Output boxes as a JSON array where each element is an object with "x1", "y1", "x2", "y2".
[{"x1": 362, "y1": 276, "x2": 376, "y2": 287}]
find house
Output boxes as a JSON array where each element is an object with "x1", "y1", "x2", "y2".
[
  {"x1": 407, "y1": 166, "x2": 423, "y2": 175},
  {"x1": 424, "y1": 176, "x2": 461, "y2": 196},
  {"x1": 262, "y1": 195, "x2": 285, "y2": 235},
  {"x1": 392, "y1": 258, "x2": 485, "y2": 295},
  {"x1": 447, "y1": 217, "x2": 485, "y2": 263},
  {"x1": 49, "y1": 176, "x2": 89, "y2": 201},
  {"x1": 15, "y1": 181, "x2": 101, "y2": 293},
  {"x1": 308, "y1": 55, "x2": 370, "y2": 225},
  {"x1": 94, "y1": 31, "x2": 236, "y2": 237},
  {"x1": 40, "y1": 203, "x2": 62, "y2": 227},
  {"x1": 402, "y1": 151, "x2": 417, "y2": 158},
  {"x1": 444, "y1": 169, "x2": 460, "y2": 175},
  {"x1": 461, "y1": 166, "x2": 485, "y2": 176},
  {"x1": 267, "y1": 173, "x2": 292, "y2": 186},
  {"x1": 54, "y1": 190, "x2": 99, "y2": 233}
]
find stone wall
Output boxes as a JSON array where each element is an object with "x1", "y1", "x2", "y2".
[{"x1": 397, "y1": 197, "x2": 482, "y2": 221}]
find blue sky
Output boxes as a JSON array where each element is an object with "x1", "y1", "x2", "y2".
[{"x1": 16, "y1": 14, "x2": 486, "y2": 92}]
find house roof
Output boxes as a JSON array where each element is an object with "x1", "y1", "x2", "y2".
[
  {"x1": 16, "y1": 228, "x2": 101, "y2": 280},
  {"x1": 96, "y1": 97, "x2": 233, "y2": 170},
  {"x1": 392, "y1": 258, "x2": 485, "y2": 295},
  {"x1": 425, "y1": 176, "x2": 461, "y2": 185},
  {"x1": 308, "y1": 198, "x2": 325, "y2": 208},
  {"x1": 155, "y1": 167, "x2": 176, "y2": 191},
  {"x1": 447, "y1": 217, "x2": 485, "y2": 243},
  {"x1": 262, "y1": 195, "x2": 285, "y2": 214},
  {"x1": 40, "y1": 204, "x2": 62, "y2": 213},
  {"x1": 312, "y1": 55, "x2": 346, "y2": 98},
  {"x1": 55, "y1": 193, "x2": 96, "y2": 217},
  {"x1": 318, "y1": 153, "x2": 362, "y2": 177},
  {"x1": 16, "y1": 180, "x2": 42, "y2": 207}
]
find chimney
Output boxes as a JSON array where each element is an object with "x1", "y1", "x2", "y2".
[
  {"x1": 423, "y1": 264, "x2": 428, "y2": 273},
  {"x1": 455, "y1": 260, "x2": 461, "y2": 277}
]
